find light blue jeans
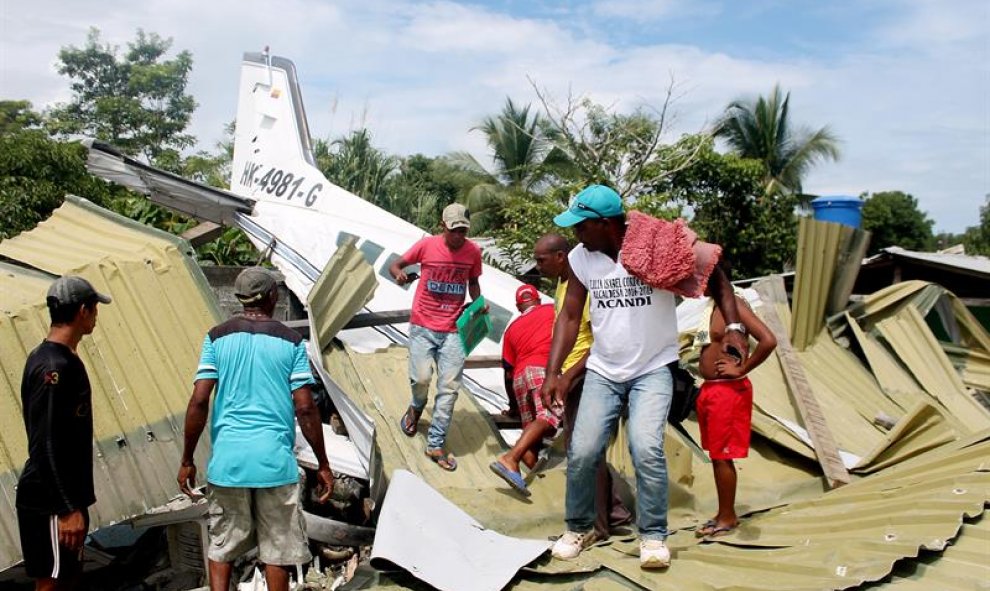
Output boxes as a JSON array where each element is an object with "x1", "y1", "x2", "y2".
[
  {"x1": 565, "y1": 366, "x2": 673, "y2": 540},
  {"x1": 408, "y1": 324, "x2": 465, "y2": 450}
]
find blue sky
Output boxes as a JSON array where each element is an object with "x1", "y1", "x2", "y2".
[{"x1": 1, "y1": 0, "x2": 987, "y2": 234}]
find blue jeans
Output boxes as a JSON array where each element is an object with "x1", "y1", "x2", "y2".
[
  {"x1": 408, "y1": 324, "x2": 465, "y2": 450},
  {"x1": 565, "y1": 367, "x2": 673, "y2": 540}
]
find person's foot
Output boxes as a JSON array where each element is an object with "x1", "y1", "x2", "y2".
[
  {"x1": 639, "y1": 538, "x2": 670, "y2": 569},
  {"x1": 550, "y1": 530, "x2": 600, "y2": 560},
  {"x1": 489, "y1": 460, "x2": 530, "y2": 497},
  {"x1": 497, "y1": 454, "x2": 521, "y2": 473},
  {"x1": 696, "y1": 518, "x2": 739, "y2": 537}
]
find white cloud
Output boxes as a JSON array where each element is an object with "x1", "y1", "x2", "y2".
[
  {"x1": 590, "y1": 0, "x2": 719, "y2": 22},
  {"x1": 0, "y1": 0, "x2": 985, "y2": 232}
]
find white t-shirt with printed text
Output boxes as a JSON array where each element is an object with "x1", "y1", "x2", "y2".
[{"x1": 568, "y1": 244, "x2": 679, "y2": 382}]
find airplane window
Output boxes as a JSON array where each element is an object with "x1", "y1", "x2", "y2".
[
  {"x1": 359, "y1": 240, "x2": 385, "y2": 266},
  {"x1": 336, "y1": 231, "x2": 384, "y2": 266},
  {"x1": 486, "y1": 301, "x2": 512, "y2": 342},
  {"x1": 337, "y1": 231, "x2": 359, "y2": 247},
  {"x1": 379, "y1": 254, "x2": 418, "y2": 291}
]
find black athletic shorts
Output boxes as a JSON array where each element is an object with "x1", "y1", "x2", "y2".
[{"x1": 16, "y1": 507, "x2": 89, "y2": 580}]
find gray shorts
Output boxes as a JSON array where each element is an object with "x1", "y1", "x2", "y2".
[{"x1": 207, "y1": 482, "x2": 310, "y2": 565}]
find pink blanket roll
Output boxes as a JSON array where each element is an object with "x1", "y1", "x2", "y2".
[{"x1": 621, "y1": 210, "x2": 722, "y2": 298}]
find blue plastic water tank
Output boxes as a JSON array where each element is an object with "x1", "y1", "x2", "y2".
[{"x1": 811, "y1": 195, "x2": 863, "y2": 229}]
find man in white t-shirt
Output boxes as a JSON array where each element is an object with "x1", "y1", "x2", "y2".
[{"x1": 542, "y1": 184, "x2": 746, "y2": 569}]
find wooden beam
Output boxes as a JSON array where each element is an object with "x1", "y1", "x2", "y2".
[
  {"x1": 464, "y1": 354, "x2": 503, "y2": 369},
  {"x1": 343, "y1": 309, "x2": 410, "y2": 329},
  {"x1": 755, "y1": 276, "x2": 851, "y2": 489},
  {"x1": 282, "y1": 310, "x2": 412, "y2": 338},
  {"x1": 180, "y1": 221, "x2": 222, "y2": 246}
]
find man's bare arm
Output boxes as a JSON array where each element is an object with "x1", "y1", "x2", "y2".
[
  {"x1": 542, "y1": 279, "x2": 587, "y2": 408},
  {"x1": 388, "y1": 257, "x2": 412, "y2": 284},
  {"x1": 177, "y1": 379, "x2": 214, "y2": 497},
  {"x1": 294, "y1": 385, "x2": 334, "y2": 503},
  {"x1": 708, "y1": 264, "x2": 749, "y2": 362}
]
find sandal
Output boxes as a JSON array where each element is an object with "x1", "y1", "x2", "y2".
[
  {"x1": 695, "y1": 520, "x2": 718, "y2": 537},
  {"x1": 696, "y1": 519, "x2": 738, "y2": 538},
  {"x1": 400, "y1": 406, "x2": 422, "y2": 437},
  {"x1": 425, "y1": 448, "x2": 458, "y2": 471}
]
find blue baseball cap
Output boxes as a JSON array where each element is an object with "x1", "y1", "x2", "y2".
[{"x1": 553, "y1": 184, "x2": 624, "y2": 227}]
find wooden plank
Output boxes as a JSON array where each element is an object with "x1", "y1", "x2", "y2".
[
  {"x1": 282, "y1": 310, "x2": 412, "y2": 339},
  {"x1": 463, "y1": 354, "x2": 503, "y2": 369},
  {"x1": 343, "y1": 310, "x2": 410, "y2": 329},
  {"x1": 180, "y1": 221, "x2": 222, "y2": 246},
  {"x1": 755, "y1": 275, "x2": 851, "y2": 488}
]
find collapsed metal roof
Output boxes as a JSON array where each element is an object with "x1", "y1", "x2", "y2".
[
  {"x1": 0, "y1": 196, "x2": 221, "y2": 570},
  {"x1": 326, "y1": 217, "x2": 990, "y2": 590}
]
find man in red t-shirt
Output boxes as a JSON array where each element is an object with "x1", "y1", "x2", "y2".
[
  {"x1": 389, "y1": 203, "x2": 484, "y2": 471},
  {"x1": 489, "y1": 284, "x2": 558, "y2": 497}
]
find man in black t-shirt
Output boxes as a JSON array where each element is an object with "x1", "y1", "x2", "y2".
[{"x1": 17, "y1": 275, "x2": 110, "y2": 591}]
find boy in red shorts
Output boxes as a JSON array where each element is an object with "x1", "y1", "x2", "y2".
[{"x1": 694, "y1": 284, "x2": 776, "y2": 537}]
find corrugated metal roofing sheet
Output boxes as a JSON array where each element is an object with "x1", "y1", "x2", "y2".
[
  {"x1": 0, "y1": 196, "x2": 221, "y2": 570},
  {"x1": 880, "y1": 246, "x2": 990, "y2": 276},
  {"x1": 790, "y1": 217, "x2": 871, "y2": 350}
]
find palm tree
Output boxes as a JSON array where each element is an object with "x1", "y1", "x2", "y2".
[
  {"x1": 448, "y1": 98, "x2": 556, "y2": 233},
  {"x1": 314, "y1": 129, "x2": 397, "y2": 204},
  {"x1": 714, "y1": 85, "x2": 840, "y2": 201}
]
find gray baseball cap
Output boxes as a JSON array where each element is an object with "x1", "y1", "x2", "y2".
[
  {"x1": 234, "y1": 267, "x2": 277, "y2": 305},
  {"x1": 47, "y1": 275, "x2": 112, "y2": 307},
  {"x1": 442, "y1": 203, "x2": 470, "y2": 230}
]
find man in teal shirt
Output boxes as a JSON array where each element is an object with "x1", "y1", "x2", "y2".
[{"x1": 178, "y1": 267, "x2": 333, "y2": 591}]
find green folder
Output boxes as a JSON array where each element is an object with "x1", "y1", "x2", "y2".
[{"x1": 456, "y1": 296, "x2": 492, "y2": 355}]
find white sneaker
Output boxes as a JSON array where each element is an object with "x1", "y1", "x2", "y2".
[
  {"x1": 550, "y1": 530, "x2": 599, "y2": 560},
  {"x1": 640, "y1": 538, "x2": 671, "y2": 569}
]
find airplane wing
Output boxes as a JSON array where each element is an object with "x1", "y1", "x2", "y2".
[{"x1": 83, "y1": 139, "x2": 254, "y2": 225}]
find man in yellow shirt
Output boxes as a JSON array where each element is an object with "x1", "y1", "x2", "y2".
[{"x1": 534, "y1": 233, "x2": 631, "y2": 539}]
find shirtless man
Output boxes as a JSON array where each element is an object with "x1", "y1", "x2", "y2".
[{"x1": 694, "y1": 282, "x2": 776, "y2": 537}]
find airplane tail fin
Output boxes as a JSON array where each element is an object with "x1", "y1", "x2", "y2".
[{"x1": 230, "y1": 51, "x2": 317, "y2": 200}]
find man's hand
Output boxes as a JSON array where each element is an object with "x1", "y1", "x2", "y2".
[
  {"x1": 541, "y1": 374, "x2": 565, "y2": 414},
  {"x1": 177, "y1": 463, "x2": 198, "y2": 498},
  {"x1": 57, "y1": 510, "x2": 86, "y2": 551},
  {"x1": 315, "y1": 466, "x2": 334, "y2": 503},
  {"x1": 715, "y1": 358, "x2": 744, "y2": 380},
  {"x1": 391, "y1": 268, "x2": 409, "y2": 285},
  {"x1": 460, "y1": 300, "x2": 489, "y2": 315},
  {"x1": 723, "y1": 331, "x2": 749, "y2": 364}
]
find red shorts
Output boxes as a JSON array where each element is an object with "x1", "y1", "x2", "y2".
[
  {"x1": 697, "y1": 378, "x2": 753, "y2": 460},
  {"x1": 512, "y1": 366, "x2": 561, "y2": 430}
]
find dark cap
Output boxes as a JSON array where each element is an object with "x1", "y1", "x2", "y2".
[
  {"x1": 234, "y1": 267, "x2": 277, "y2": 305},
  {"x1": 47, "y1": 275, "x2": 112, "y2": 307}
]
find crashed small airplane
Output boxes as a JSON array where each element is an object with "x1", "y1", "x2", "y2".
[{"x1": 83, "y1": 50, "x2": 539, "y2": 492}]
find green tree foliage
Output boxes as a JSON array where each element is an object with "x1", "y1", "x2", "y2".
[
  {"x1": 315, "y1": 129, "x2": 397, "y2": 204},
  {"x1": 536, "y1": 85, "x2": 704, "y2": 199},
  {"x1": 715, "y1": 85, "x2": 840, "y2": 202},
  {"x1": 956, "y1": 195, "x2": 990, "y2": 255},
  {"x1": 0, "y1": 127, "x2": 119, "y2": 239},
  {"x1": 385, "y1": 155, "x2": 471, "y2": 230},
  {"x1": 861, "y1": 190, "x2": 935, "y2": 254},
  {"x1": 449, "y1": 98, "x2": 558, "y2": 233},
  {"x1": 316, "y1": 130, "x2": 483, "y2": 231},
  {"x1": 0, "y1": 100, "x2": 43, "y2": 134},
  {"x1": 654, "y1": 135, "x2": 796, "y2": 278},
  {"x1": 46, "y1": 28, "x2": 196, "y2": 164}
]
